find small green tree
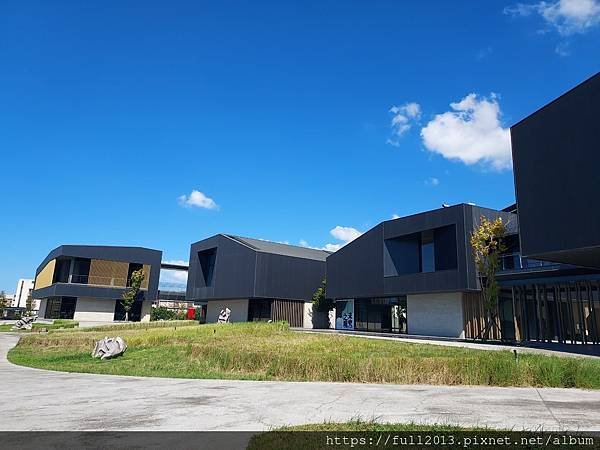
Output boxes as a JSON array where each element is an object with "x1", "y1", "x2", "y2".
[
  {"x1": 470, "y1": 216, "x2": 507, "y2": 341},
  {"x1": 25, "y1": 293, "x2": 33, "y2": 316},
  {"x1": 312, "y1": 279, "x2": 333, "y2": 328},
  {"x1": 0, "y1": 290, "x2": 7, "y2": 316},
  {"x1": 121, "y1": 269, "x2": 145, "y2": 321}
]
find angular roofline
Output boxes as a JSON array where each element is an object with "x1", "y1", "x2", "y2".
[
  {"x1": 511, "y1": 71, "x2": 600, "y2": 130},
  {"x1": 221, "y1": 234, "x2": 332, "y2": 260}
]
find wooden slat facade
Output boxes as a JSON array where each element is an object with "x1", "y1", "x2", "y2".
[
  {"x1": 89, "y1": 259, "x2": 129, "y2": 287},
  {"x1": 271, "y1": 299, "x2": 304, "y2": 327},
  {"x1": 462, "y1": 292, "x2": 501, "y2": 340}
]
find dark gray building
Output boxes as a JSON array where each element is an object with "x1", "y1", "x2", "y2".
[
  {"x1": 33, "y1": 245, "x2": 162, "y2": 322},
  {"x1": 502, "y1": 71, "x2": 600, "y2": 345},
  {"x1": 327, "y1": 204, "x2": 515, "y2": 337},
  {"x1": 186, "y1": 234, "x2": 329, "y2": 326},
  {"x1": 511, "y1": 72, "x2": 600, "y2": 269}
]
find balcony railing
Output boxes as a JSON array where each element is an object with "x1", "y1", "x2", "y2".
[
  {"x1": 69, "y1": 274, "x2": 129, "y2": 287},
  {"x1": 498, "y1": 253, "x2": 559, "y2": 272}
]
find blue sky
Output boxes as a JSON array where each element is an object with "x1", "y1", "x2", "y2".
[{"x1": 1, "y1": 0, "x2": 599, "y2": 292}]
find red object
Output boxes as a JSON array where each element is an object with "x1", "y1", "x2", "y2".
[{"x1": 187, "y1": 308, "x2": 195, "y2": 320}]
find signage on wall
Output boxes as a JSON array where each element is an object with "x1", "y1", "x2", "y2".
[{"x1": 336, "y1": 299, "x2": 354, "y2": 330}]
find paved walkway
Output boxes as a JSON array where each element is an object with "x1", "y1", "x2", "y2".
[
  {"x1": 296, "y1": 328, "x2": 600, "y2": 359},
  {"x1": 2, "y1": 333, "x2": 600, "y2": 431}
]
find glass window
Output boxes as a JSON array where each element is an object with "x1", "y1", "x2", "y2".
[{"x1": 421, "y1": 230, "x2": 435, "y2": 273}]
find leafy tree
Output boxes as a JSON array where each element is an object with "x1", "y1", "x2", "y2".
[
  {"x1": 121, "y1": 269, "x2": 145, "y2": 321},
  {"x1": 312, "y1": 279, "x2": 334, "y2": 328},
  {"x1": 470, "y1": 216, "x2": 507, "y2": 341},
  {"x1": 0, "y1": 290, "x2": 7, "y2": 316},
  {"x1": 25, "y1": 293, "x2": 33, "y2": 316}
]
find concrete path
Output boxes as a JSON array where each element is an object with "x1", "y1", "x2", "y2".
[
  {"x1": 2, "y1": 333, "x2": 600, "y2": 432},
  {"x1": 297, "y1": 328, "x2": 600, "y2": 359}
]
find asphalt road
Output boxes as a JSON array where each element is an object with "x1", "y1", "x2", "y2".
[{"x1": 2, "y1": 333, "x2": 600, "y2": 431}]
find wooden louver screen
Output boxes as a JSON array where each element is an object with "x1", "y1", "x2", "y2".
[
  {"x1": 271, "y1": 299, "x2": 304, "y2": 327},
  {"x1": 462, "y1": 292, "x2": 501, "y2": 340},
  {"x1": 141, "y1": 264, "x2": 151, "y2": 289},
  {"x1": 89, "y1": 259, "x2": 129, "y2": 287}
]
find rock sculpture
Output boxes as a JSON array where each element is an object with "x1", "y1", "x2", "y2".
[
  {"x1": 11, "y1": 316, "x2": 36, "y2": 331},
  {"x1": 91, "y1": 336, "x2": 127, "y2": 360},
  {"x1": 217, "y1": 307, "x2": 231, "y2": 323}
]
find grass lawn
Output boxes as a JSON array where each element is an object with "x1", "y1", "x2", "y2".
[{"x1": 8, "y1": 321, "x2": 600, "y2": 388}]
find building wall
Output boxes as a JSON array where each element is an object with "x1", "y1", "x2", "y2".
[
  {"x1": 510, "y1": 73, "x2": 600, "y2": 268},
  {"x1": 37, "y1": 299, "x2": 47, "y2": 317},
  {"x1": 206, "y1": 299, "x2": 249, "y2": 323},
  {"x1": 140, "y1": 300, "x2": 152, "y2": 322},
  {"x1": 407, "y1": 292, "x2": 465, "y2": 338},
  {"x1": 303, "y1": 302, "x2": 313, "y2": 328},
  {"x1": 327, "y1": 204, "x2": 516, "y2": 301},
  {"x1": 33, "y1": 245, "x2": 162, "y2": 302},
  {"x1": 73, "y1": 297, "x2": 116, "y2": 322},
  {"x1": 13, "y1": 279, "x2": 35, "y2": 308}
]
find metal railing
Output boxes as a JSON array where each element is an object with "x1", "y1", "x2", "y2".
[
  {"x1": 498, "y1": 253, "x2": 559, "y2": 272},
  {"x1": 69, "y1": 274, "x2": 129, "y2": 287}
]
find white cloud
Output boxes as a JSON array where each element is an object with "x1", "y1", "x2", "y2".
[
  {"x1": 299, "y1": 225, "x2": 363, "y2": 253},
  {"x1": 330, "y1": 225, "x2": 362, "y2": 242},
  {"x1": 420, "y1": 93, "x2": 512, "y2": 171},
  {"x1": 505, "y1": 0, "x2": 600, "y2": 36},
  {"x1": 391, "y1": 214, "x2": 401, "y2": 219},
  {"x1": 425, "y1": 177, "x2": 440, "y2": 187},
  {"x1": 323, "y1": 243, "x2": 343, "y2": 252},
  {"x1": 387, "y1": 102, "x2": 421, "y2": 146},
  {"x1": 178, "y1": 190, "x2": 219, "y2": 210}
]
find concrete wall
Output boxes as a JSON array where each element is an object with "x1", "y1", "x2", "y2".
[
  {"x1": 73, "y1": 297, "x2": 116, "y2": 322},
  {"x1": 140, "y1": 300, "x2": 152, "y2": 323},
  {"x1": 37, "y1": 299, "x2": 47, "y2": 318},
  {"x1": 303, "y1": 302, "x2": 313, "y2": 328},
  {"x1": 206, "y1": 299, "x2": 249, "y2": 323},
  {"x1": 407, "y1": 292, "x2": 464, "y2": 338}
]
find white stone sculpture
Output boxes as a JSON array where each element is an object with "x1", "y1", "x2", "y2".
[
  {"x1": 91, "y1": 336, "x2": 127, "y2": 360},
  {"x1": 11, "y1": 316, "x2": 36, "y2": 331},
  {"x1": 217, "y1": 307, "x2": 231, "y2": 323}
]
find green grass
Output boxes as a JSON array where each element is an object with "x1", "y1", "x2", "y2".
[
  {"x1": 0, "y1": 319, "x2": 79, "y2": 332},
  {"x1": 8, "y1": 321, "x2": 600, "y2": 389},
  {"x1": 246, "y1": 420, "x2": 499, "y2": 450}
]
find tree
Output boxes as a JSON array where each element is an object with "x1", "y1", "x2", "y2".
[
  {"x1": 25, "y1": 293, "x2": 33, "y2": 316},
  {"x1": 312, "y1": 278, "x2": 334, "y2": 328},
  {"x1": 470, "y1": 216, "x2": 507, "y2": 341},
  {"x1": 0, "y1": 290, "x2": 7, "y2": 316},
  {"x1": 121, "y1": 269, "x2": 145, "y2": 321}
]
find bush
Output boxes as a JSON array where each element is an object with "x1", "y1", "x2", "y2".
[{"x1": 151, "y1": 307, "x2": 187, "y2": 321}]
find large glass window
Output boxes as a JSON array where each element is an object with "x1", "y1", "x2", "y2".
[
  {"x1": 420, "y1": 230, "x2": 435, "y2": 273},
  {"x1": 248, "y1": 299, "x2": 272, "y2": 322},
  {"x1": 197, "y1": 248, "x2": 217, "y2": 287},
  {"x1": 354, "y1": 297, "x2": 407, "y2": 333},
  {"x1": 71, "y1": 258, "x2": 91, "y2": 284},
  {"x1": 45, "y1": 297, "x2": 77, "y2": 319}
]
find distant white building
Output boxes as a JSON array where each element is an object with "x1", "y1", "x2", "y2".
[
  {"x1": 13, "y1": 279, "x2": 37, "y2": 311},
  {"x1": 3, "y1": 293, "x2": 14, "y2": 306}
]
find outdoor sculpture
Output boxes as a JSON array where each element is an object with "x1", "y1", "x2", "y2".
[
  {"x1": 11, "y1": 316, "x2": 36, "y2": 331},
  {"x1": 91, "y1": 336, "x2": 127, "y2": 360},
  {"x1": 217, "y1": 307, "x2": 231, "y2": 323}
]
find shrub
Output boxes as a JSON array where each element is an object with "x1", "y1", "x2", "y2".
[{"x1": 151, "y1": 307, "x2": 187, "y2": 321}]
